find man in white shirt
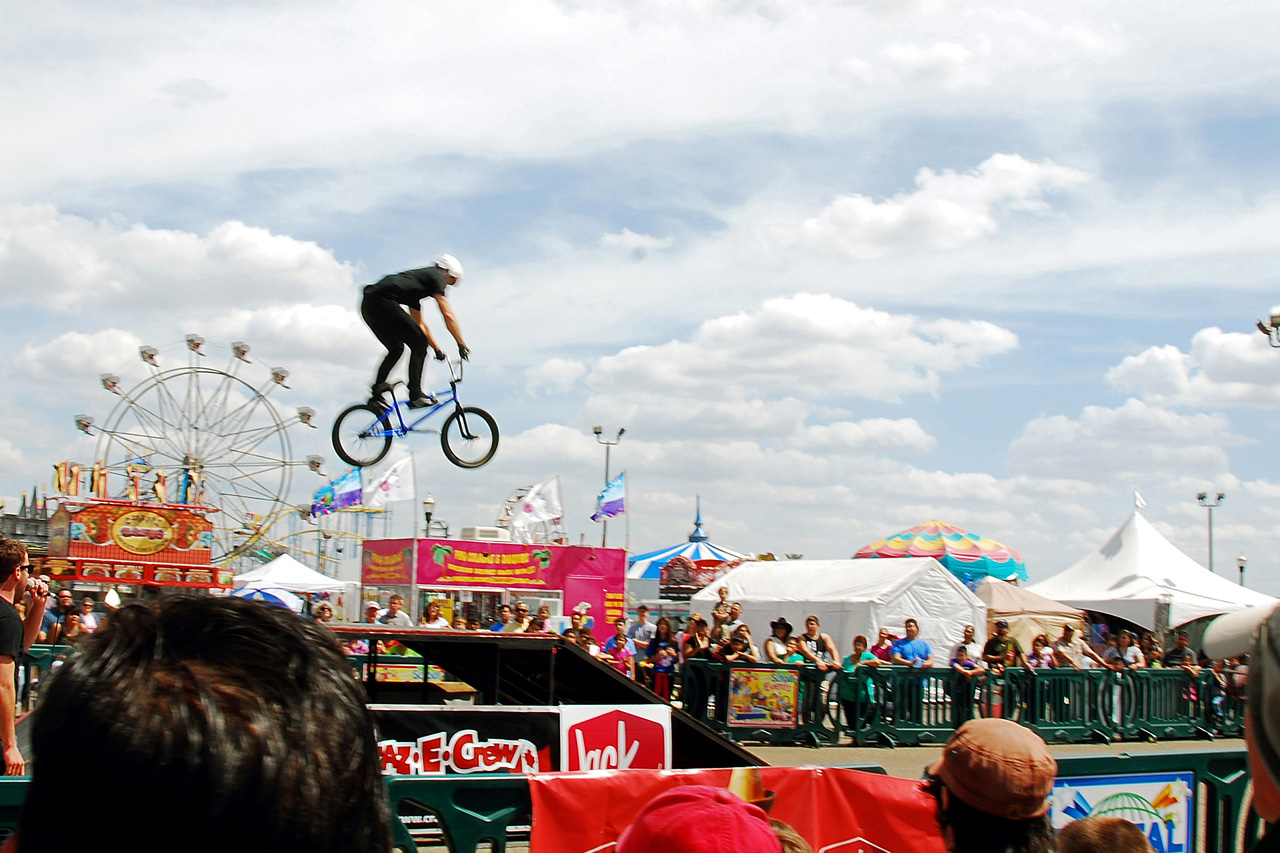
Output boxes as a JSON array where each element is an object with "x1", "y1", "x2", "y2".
[
  {"x1": 1051, "y1": 624, "x2": 1104, "y2": 669},
  {"x1": 377, "y1": 594, "x2": 413, "y2": 627}
]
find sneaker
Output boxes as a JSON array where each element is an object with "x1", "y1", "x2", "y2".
[
  {"x1": 368, "y1": 382, "x2": 393, "y2": 403},
  {"x1": 407, "y1": 394, "x2": 438, "y2": 409}
]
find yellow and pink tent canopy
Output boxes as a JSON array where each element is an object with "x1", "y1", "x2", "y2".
[{"x1": 853, "y1": 520, "x2": 1027, "y2": 585}]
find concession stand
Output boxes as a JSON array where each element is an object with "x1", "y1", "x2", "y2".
[{"x1": 361, "y1": 538, "x2": 627, "y2": 638}]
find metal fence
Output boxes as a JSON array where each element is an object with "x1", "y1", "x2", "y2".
[{"x1": 679, "y1": 661, "x2": 1244, "y2": 747}]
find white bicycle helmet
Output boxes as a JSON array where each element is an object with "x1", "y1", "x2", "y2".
[{"x1": 435, "y1": 253, "x2": 464, "y2": 283}]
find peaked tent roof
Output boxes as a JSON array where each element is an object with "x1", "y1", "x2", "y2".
[
  {"x1": 1027, "y1": 510, "x2": 1276, "y2": 629},
  {"x1": 627, "y1": 500, "x2": 749, "y2": 580},
  {"x1": 854, "y1": 519, "x2": 1027, "y2": 583},
  {"x1": 976, "y1": 577, "x2": 1083, "y2": 618},
  {"x1": 232, "y1": 553, "x2": 346, "y2": 594}
]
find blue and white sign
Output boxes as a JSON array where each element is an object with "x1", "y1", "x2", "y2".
[{"x1": 1050, "y1": 772, "x2": 1193, "y2": 853}]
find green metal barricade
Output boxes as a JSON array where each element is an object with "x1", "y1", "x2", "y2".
[
  {"x1": 1055, "y1": 747, "x2": 1262, "y2": 853},
  {"x1": 1129, "y1": 668, "x2": 1209, "y2": 741},
  {"x1": 681, "y1": 659, "x2": 838, "y2": 746},
  {"x1": 843, "y1": 665, "x2": 972, "y2": 746},
  {"x1": 991, "y1": 668, "x2": 1110, "y2": 743}
]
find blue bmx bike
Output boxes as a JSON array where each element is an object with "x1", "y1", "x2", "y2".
[{"x1": 331, "y1": 360, "x2": 498, "y2": 469}]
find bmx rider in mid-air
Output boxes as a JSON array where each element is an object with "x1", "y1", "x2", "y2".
[{"x1": 360, "y1": 254, "x2": 470, "y2": 408}]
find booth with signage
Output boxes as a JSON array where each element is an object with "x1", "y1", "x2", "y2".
[
  {"x1": 362, "y1": 538, "x2": 626, "y2": 635},
  {"x1": 41, "y1": 498, "x2": 227, "y2": 588}
]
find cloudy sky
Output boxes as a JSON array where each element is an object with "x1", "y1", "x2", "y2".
[{"x1": 3, "y1": 1, "x2": 1280, "y2": 591}]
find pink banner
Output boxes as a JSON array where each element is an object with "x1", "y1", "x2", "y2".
[{"x1": 361, "y1": 539, "x2": 627, "y2": 638}]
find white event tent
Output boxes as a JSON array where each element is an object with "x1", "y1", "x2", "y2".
[
  {"x1": 1027, "y1": 510, "x2": 1276, "y2": 630},
  {"x1": 232, "y1": 554, "x2": 346, "y2": 594},
  {"x1": 976, "y1": 578, "x2": 1084, "y2": 651},
  {"x1": 692, "y1": 558, "x2": 986, "y2": 659}
]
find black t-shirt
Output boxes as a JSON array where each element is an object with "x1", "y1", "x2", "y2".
[
  {"x1": 368, "y1": 266, "x2": 449, "y2": 310},
  {"x1": 1162, "y1": 646, "x2": 1196, "y2": 667},
  {"x1": 0, "y1": 598, "x2": 23, "y2": 661}
]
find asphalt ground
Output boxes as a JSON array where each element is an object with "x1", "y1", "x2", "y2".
[{"x1": 747, "y1": 736, "x2": 1246, "y2": 779}]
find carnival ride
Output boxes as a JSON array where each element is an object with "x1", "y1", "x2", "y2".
[{"x1": 74, "y1": 335, "x2": 324, "y2": 567}]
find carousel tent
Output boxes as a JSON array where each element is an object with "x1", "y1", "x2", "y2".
[
  {"x1": 976, "y1": 578, "x2": 1084, "y2": 650},
  {"x1": 853, "y1": 520, "x2": 1027, "y2": 584},
  {"x1": 1027, "y1": 510, "x2": 1276, "y2": 630},
  {"x1": 627, "y1": 504, "x2": 749, "y2": 581},
  {"x1": 232, "y1": 553, "x2": 346, "y2": 594},
  {"x1": 691, "y1": 558, "x2": 986, "y2": 659}
]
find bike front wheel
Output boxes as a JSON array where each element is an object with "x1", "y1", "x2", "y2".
[
  {"x1": 332, "y1": 403, "x2": 394, "y2": 468},
  {"x1": 441, "y1": 406, "x2": 499, "y2": 468}
]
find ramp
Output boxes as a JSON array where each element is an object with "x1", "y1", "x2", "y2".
[{"x1": 333, "y1": 627, "x2": 761, "y2": 769}]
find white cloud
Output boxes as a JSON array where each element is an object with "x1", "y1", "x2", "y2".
[
  {"x1": 525, "y1": 357, "x2": 589, "y2": 395},
  {"x1": 1009, "y1": 398, "x2": 1245, "y2": 482},
  {"x1": 10, "y1": 328, "x2": 143, "y2": 387},
  {"x1": 1108, "y1": 327, "x2": 1280, "y2": 407},
  {"x1": 599, "y1": 229, "x2": 674, "y2": 261},
  {"x1": 0, "y1": 204, "x2": 355, "y2": 312},
  {"x1": 789, "y1": 154, "x2": 1089, "y2": 258},
  {"x1": 797, "y1": 418, "x2": 936, "y2": 455},
  {"x1": 586, "y1": 293, "x2": 1018, "y2": 406}
]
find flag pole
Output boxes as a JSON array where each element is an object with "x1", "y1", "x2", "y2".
[
  {"x1": 409, "y1": 449, "x2": 420, "y2": 625},
  {"x1": 624, "y1": 468, "x2": 630, "y2": 553}
]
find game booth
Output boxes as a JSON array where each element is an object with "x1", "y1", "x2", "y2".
[
  {"x1": 40, "y1": 497, "x2": 228, "y2": 590},
  {"x1": 361, "y1": 538, "x2": 627, "y2": 636}
]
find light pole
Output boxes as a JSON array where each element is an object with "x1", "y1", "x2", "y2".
[
  {"x1": 593, "y1": 425, "x2": 625, "y2": 547},
  {"x1": 1197, "y1": 491, "x2": 1224, "y2": 572},
  {"x1": 1238, "y1": 554, "x2": 1248, "y2": 587}
]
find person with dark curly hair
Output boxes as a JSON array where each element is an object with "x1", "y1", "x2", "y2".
[{"x1": 14, "y1": 596, "x2": 392, "y2": 853}]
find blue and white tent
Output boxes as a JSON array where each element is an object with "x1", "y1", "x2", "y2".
[{"x1": 627, "y1": 502, "x2": 749, "y2": 580}]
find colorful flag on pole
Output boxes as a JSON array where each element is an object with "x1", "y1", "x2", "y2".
[
  {"x1": 313, "y1": 469, "x2": 362, "y2": 516},
  {"x1": 363, "y1": 457, "x2": 411, "y2": 507},
  {"x1": 591, "y1": 472, "x2": 626, "y2": 522}
]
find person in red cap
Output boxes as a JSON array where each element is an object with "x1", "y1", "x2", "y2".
[
  {"x1": 924, "y1": 717, "x2": 1057, "y2": 853},
  {"x1": 615, "y1": 786, "x2": 783, "y2": 853}
]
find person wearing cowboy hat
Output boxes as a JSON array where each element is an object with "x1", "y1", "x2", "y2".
[{"x1": 764, "y1": 617, "x2": 793, "y2": 664}]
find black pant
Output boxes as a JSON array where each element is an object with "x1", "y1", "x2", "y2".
[{"x1": 361, "y1": 290, "x2": 428, "y2": 396}]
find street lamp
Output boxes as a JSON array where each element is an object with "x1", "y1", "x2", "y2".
[
  {"x1": 1238, "y1": 554, "x2": 1248, "y2": 587},
  {"x1": 1257, "y1": 311, "x2": 1280, "y2": 348},
  {"x1": 1197, "y1": 491, "x2": 1225, "y2": 572},
  {"x1": 593, "y1": 425, "x2": 625, "y2": 547}
]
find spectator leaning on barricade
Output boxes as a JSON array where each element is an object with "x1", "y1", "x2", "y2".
[
  {"x1": 1052, "y1": 623, "x2": 1105, "y2": 670},
  {"x1": 1102, "y1": 630, "x2": 1145, "y2": 670},
  {"x1": 950, "y1": 624, "x2": 984, "y2": 669},
  {"x1": 504, "y1": 601, "x2": 532, "y2": 632},
  {"x1": 732, "y1": 623, "x2": 760, "y2": 659},
  {"x1": 870, "y1": 626, "x2": 896, "y2": 662},
  {"x1": 1161, "y1": 630, "x2": 1201, "y2": 674},
  {"x1": 982, "y1": 620, "x2": 1026, "y2": 671},
  {"x1": 890, "y1": 618, "x2": 933, "y2": 668},
  {"x1": 764, "y1": 617, "x2": 792, "y2": 664},
  {"x1": 14, "y1": 595, "x2": 391, "y2": 853},
  {"x1": 1026, "y1": 634, "x2": 1055, "y2": 669},
  {"x1": 491, "y1": 603, "x2": 512, "y2": 631},
  {"x1": 924, "y1": 718, "x2": 1057, "y2": 853}
]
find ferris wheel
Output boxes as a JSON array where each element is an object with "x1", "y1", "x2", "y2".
[{"x1": 74, "y1": 335, "x2": 322, "y2": 565}]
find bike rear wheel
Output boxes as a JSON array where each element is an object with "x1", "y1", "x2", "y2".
[
  {"x1": 332, "y1": 403, "x2": 394, "y2": 467},
  {"x1": 441, "y1": 406, "x2": 499, "y2": 468}
]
